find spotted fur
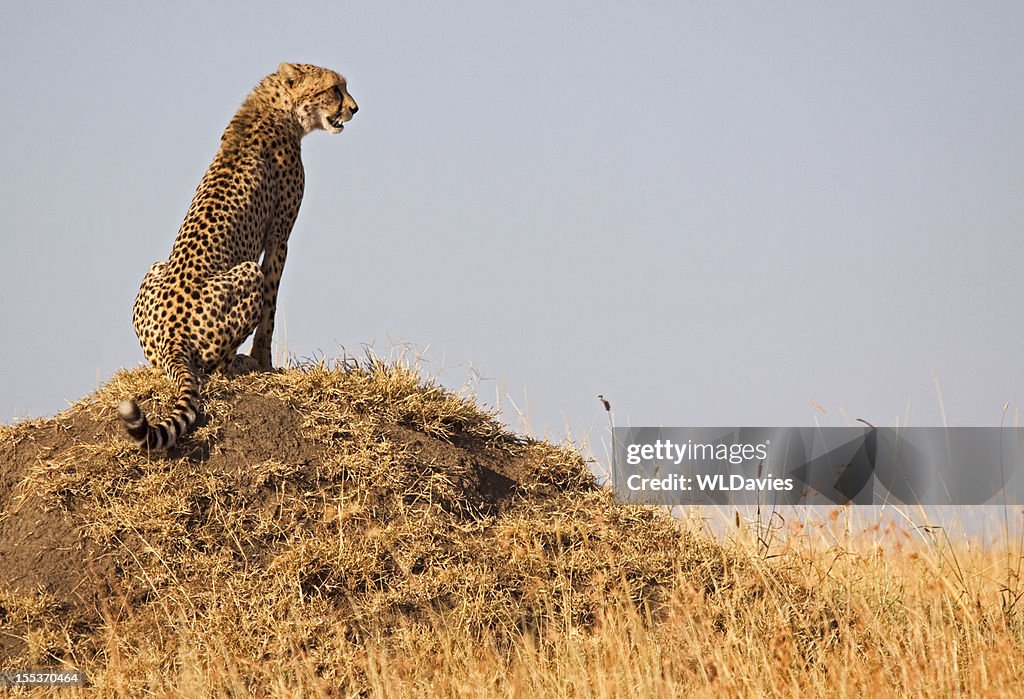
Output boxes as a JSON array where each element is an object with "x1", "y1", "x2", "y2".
[{"x1": 120, "y1": 63, "x2": 358, "y2": 450}]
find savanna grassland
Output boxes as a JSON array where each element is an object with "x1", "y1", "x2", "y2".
[{"x1": 1, "y1": 358, "x2": 1022, "y2": 696}]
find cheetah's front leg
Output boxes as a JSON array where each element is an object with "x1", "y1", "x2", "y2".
[{"x1": 250, "y1": 235, "x2": 289, "y2": 371}]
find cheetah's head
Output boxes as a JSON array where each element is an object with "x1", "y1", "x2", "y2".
[{"x1": 277, "y1": 63, "x2": 358, "y2": 135}]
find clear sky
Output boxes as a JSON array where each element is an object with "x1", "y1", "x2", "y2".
[{"x1": 2, "y1": 2, "x2": 1023, "y2": 451}]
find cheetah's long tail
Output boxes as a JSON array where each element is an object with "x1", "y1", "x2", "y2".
[{"x1": 118, "y1": 346, "x2": 201, "y2": 450}]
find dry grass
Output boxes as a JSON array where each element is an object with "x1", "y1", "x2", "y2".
[{"x1": 0, "y1": 357, "x2": 1022, "y2": 696}]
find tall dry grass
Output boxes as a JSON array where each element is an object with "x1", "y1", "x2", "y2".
[{"x1": 22, "y1": 517, "x2": 1020, "y2": 697}]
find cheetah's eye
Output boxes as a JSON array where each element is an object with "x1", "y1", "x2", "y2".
[{"x1": 318, "y1": 87, "x2": 340, "y2": 101}]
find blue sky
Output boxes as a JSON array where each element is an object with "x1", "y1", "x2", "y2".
[{"x1": 2, "y1": 2, "x2": 1023, "y2": 449}]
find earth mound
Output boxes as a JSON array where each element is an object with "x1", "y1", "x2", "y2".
[{"x1": 0, "y1": 358, "x2": 830, "y2": 692}]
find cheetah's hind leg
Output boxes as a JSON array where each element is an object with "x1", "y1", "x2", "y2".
[
  {"x1": 132, "y1": 261, "x2": 169, "y2": 365},
  {"x1": 196, "y1": 261, "x2": 265, "y2": 373}
]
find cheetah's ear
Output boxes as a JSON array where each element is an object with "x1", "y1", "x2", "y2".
[{"x1": 278, "y1": 63, "x2": 301, "y2": 87}]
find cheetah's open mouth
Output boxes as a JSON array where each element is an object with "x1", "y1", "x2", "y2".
[{"x1": 326, "y1": 114, "x2": 346, "y2": 130}]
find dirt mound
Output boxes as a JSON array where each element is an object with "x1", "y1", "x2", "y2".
[{"x1": 0, "y1": 358, "x2": 831, "y2": 692}]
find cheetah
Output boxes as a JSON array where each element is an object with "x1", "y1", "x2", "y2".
[{"x1": 119, "y1": 63, "x2": 358, "y2": 450}]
